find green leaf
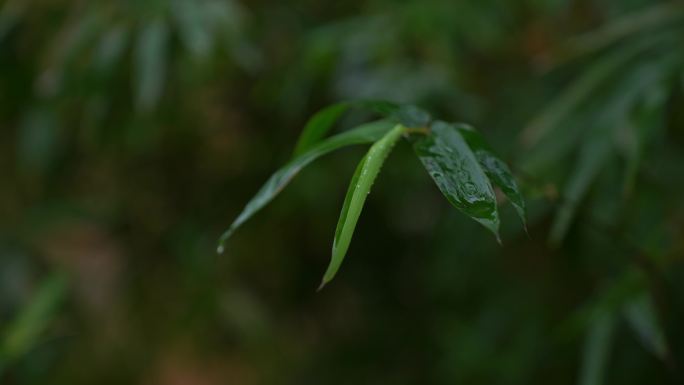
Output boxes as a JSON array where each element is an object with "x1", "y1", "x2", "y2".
[
  {"x1": 412, "y1": 121, "x2": 500, "y2": 240},
  {"x1": 218, "y1": 120, "x2": 395, "y2": 252},
  {"x1": 623, "y1": 293, "x2": 668, "y2": 361},
  {"x1": 457, "y1": 124, "x2": 526, "y2": 227},
  {"x1": 293, "y1": 100, "x2": 399, "y2": 156},
  {"x1": 578, "y1": 311, "x2": 616, "y2": 385},
  {"x1": 1, "y1": 273, "x2": 67, "y2": 364},
  {"x1": 549, "y1": 133, "x2": 612, "y2": 245},
  {"x1": 134, "y1": 19, "x2": 169, "y2": 111},
  {"x1": 391, "y1": 104, "x2": 431, "y2": 128},
  {"x1": 320, "y1": 124, "x2": 406, "y2": 288}
]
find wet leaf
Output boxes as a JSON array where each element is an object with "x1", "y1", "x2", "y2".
[
  {"x1": 218, "y1": 120, "x2": 395, "y2": 251},
  {"x1": 320, "y1": 124, "x2": 405, "y2": 288},
  {"x1": 458, "y1": 124, "x2": 526, "y2": 227},
  {"x1": 293, "y1": 100, "x2": 399, "y2": 156},
  {"x1": 412, "y1": 121, "x2": 500, "y2": 239},
  {"x1": 391, "y1": 104, "x2": 431, "y2": 128}
]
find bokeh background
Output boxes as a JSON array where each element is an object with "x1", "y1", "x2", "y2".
[{"x1": 1, "y1": 0, "x2": 684, "y2": 384}]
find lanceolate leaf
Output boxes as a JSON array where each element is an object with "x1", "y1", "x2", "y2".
[
  {"x1": 134, "y1": 19, "x2": 169, "y2": 111},
  {"x1": 457, "y1": 124, "x2": 526, "y2": 227},
  {"x1": 578, "y1": 312, "x2": 616, "y2": 385},
  {"x1": 412, "y1": 121, "x2": 500, "y2": 240},
  {"x1": 293, "y1": 100, "x2": 399, "y2": 156},
  {"x1": 320, "y1": 124, "x2": 405, "y2": 288},
  {"x1": 218, "y1": 120, "x2": 395, "y2": 252}
]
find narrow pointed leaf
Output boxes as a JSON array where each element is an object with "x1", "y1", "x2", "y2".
[
  {"x1": 320, "y1": 124, "x2": 405, "y2": 288},
  {"x1": 218, "y1": 120, "x2": 395, "y2": 251},
  {"x1": 578, "y1": 312, "x2": 616, "y2": 385},
  {"x1": 293, "y1": 100, "x2": 399, "y2": 156},
  {"x1": 623, "y1": 293, "x2": 668, "y2": 361},
  {"x1": 412, "y1": 121, "x2": 500, "y2": 239},
  {"x1": 457, "y1": 124, "x2": 526, "y2": 227}
]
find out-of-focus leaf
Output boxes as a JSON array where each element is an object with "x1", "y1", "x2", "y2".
[
  {"x1": 391, "y1": 104, "x2": 431, "y2": 128},
  {"x1": 134, "y1": 19, "x2": 169, "y2": 111},
  {"x1": 293, "y1": 100, "x2": 399, "y2": 156},
  {"x1": 320, "y1": 124, "x2": 405, "y2": 288},
  {"x1": 412, "y1": 121, "x2": 500, "y2": 240},
  {"x1": 0, "y1": 0, "x2": 26, "y2": 43},
  {"x1": 522, "y1": 34, "x2": 672, "y2": 147},
  {"x1": 0, "y1": 273, "x2": 67, "y2": 364},
  {"x1": 93, "y1": 25, "x2": 129, "y2": 73},
  {"x1": 577, "y1": 311, "x2": 616, "y2": 385},
  {"x1": 623, "y1": 293, "x2": 668, "y2": 361},
  {"x1": 458, "y1": 124, "x2": 526, "y2": 227},
  {"x1": 560, "y1": 2, "x2": 684, "y2": 61},
  {"x1": 549, "y1": 132, "x2": 612, "y2": 245},
  {"x1": 218, "y1": 120, "x2": 395, "y2": 252},
  {"x1": 172, "y1": 0, "x2": 213, "y2": 57},
  {"x1": 17, "y1": 108, "x2": 58, "y2": 173}
]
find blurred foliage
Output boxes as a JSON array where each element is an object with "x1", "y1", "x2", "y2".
[{"x1": 1, "y1": 0, "x2": 683, "y2": 384}]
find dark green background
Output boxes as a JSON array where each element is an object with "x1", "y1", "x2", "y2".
[{"x1": 1, "y1": 0, "x2": 683, "y2": 384}]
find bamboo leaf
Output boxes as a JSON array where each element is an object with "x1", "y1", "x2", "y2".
[
  {"x1": 319, "y1": 124, "x2": 405, "y2": 288},
  {"x1": 412, "y1": 121, "x2": 500, "y2": 239},
  {"x1": 457, "y1": 124, "x2": 526, "y2": 227},
  {"x1": 218, "y1": 120, "x2": 395, "y2": 252},
  {"x1": 293, "y1": 100, "x2": 399, "y2": 156}
]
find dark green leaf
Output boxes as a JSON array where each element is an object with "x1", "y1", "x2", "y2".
[
  {"x1": 320, "y1": 124, "x2": 405, "y2": 288},
  {"x1": 623, "y1": 293, "x2": 668, "y2": 361},
  {"x1": 218, "y1": 120, "x2": 395, "y2": 252},
  {"x1": 391, "y1": 104, "x2": 431, "y2": 128},
  {"x1": 412, "y1": 121, "x2": 500, "y2": 239},
  {"x1": 458, "y1": 124, "x2": 526, "y2": 227}
]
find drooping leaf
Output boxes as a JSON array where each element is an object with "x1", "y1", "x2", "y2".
[
  {"x1": 320, "y1": 124, "x2": 405, "y2": 288},
  {"x1": 293, "y1": 100, "x2": 399, "y2": 156},
  {"x1": 412, "y1": 121, "x2": 500, "y2": 239},
  {"x1": 134, "y1": 19, "x2": 169, "y2": 111},
  {"x1": 457, "y1": 124, "x2": 526, "y2": 227},
  {"x1": 218, "y1": 120, "x2": 395, "y2": 252},
  {"x1": 578, "y1": 311, "x2": 616, "y2": 385}
]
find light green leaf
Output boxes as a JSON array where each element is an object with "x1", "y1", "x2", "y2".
[
  {"x1": 320, "y1": 124, "x2": 405, "y2": 288},
  {"x1": 218, "y1": 120, "x2": 395, "y2": 252},
  {"x1": 293, "y1": 100, "x2": 399, "y2": 156},
  {"x1": 457, "y1": 124, "x2": 526, "y2": 227},
  {"x1": 412, "y1": 121, "x2": 500, "y2": 240},
  {"x1": 134, "y1": 19, "x2": 169, "y2": 111}
]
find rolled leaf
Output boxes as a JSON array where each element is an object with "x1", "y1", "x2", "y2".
[
  {"x1": 218, "y1": 120, "x2": 395, "y2": 252},
  {"x1": 412, "y1": 121, "x2": 500, "y2": 239},
  {"x1": 320, "y1": 124, "x2": 405, "y2": 288}
]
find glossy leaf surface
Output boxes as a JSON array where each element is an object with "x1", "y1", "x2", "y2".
[
  {"x1": 457, "y1": 124, "x2": 526, "y2": 226},
  {"x1": 218, "y1": 120, "x2": 395, "y2": 251},
  {"x1": 320, "y1": 124, "x2": 405, "y2": 288},
  {"x1": 413, "y1": 121, "x2": 500, "y2": 239}
]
